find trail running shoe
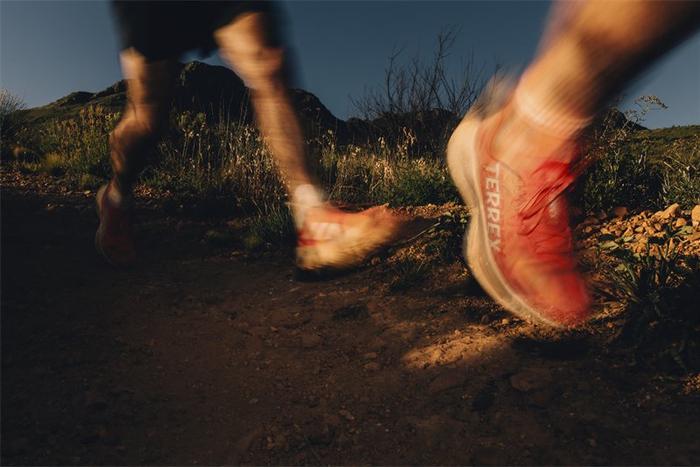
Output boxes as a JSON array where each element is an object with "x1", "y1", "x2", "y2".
[
  {"x1": 95, "y1": 183, "x2": 136, "y2": 267},
  {"x1": 296, "y1": 204, "x2": 404, "y2": 276},
  {"x1": 446, "y1": 102, "x2": 591, "y2": 328}
]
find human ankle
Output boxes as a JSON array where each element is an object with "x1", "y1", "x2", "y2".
[
  {"x1": 289, "y1": 184, "x2": 326, "y2": 229},
  {"x1": 513, "y1": 82, "x2": 593, "y2": 140},
  {"x1": 486, "y1": 86, "x2": 592, "y2": 175}
]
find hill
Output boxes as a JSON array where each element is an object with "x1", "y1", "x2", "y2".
[
  {"x1": 15, "y1": 61, "x2": 348, "y2": 138},
  {"x1": 15, "y1": 60, "x2": 653, "y2": 151}
]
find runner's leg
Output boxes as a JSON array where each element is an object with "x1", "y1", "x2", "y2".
[
  {"x1": 214, "y1": 11, "x2": 324, "y2": 221},
  {"x1": 518, "y1": 0, "x2": 700, "y2": 127},
  {"x1": 213, "y1": 11, "x2": 406, "y2": 272},
  {"x1": 109, "y1": 48, "x2": 177, "y2": 197}
]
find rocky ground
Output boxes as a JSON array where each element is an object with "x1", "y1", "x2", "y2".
[{"x1": 2, "y1": 169, "x2": 700, "y2": 465}]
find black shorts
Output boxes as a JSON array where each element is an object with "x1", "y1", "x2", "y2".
[{"x1": 111, "y1": 1, "x2": 283, "y2": 61}]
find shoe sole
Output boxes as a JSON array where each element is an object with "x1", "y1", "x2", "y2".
[
  {"x1": 446, "y1": 118, "x2": 564, "y2": 328},
  {"x1": 295, "y1": 214, "x2": 403, "y2": 277}
]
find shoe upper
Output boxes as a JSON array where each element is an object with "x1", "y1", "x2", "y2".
[
  {"x1": 296, "y1": 204, "x2": 404, "y2": 271},
  {"x1": 474, "y1": 117, "x2": 591, "y2": 326}
]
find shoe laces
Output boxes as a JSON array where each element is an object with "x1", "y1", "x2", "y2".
[{"x1": 516, "y1": 161, "x2": 575, "y2": 258}]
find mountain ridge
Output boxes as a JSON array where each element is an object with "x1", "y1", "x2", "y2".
[{"x1": 16, "y1": 60, "x2": 658, "y2": 148}]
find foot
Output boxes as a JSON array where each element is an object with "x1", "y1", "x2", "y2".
[
  {"x1": 95, "y1": 182, "x2": 136, "y2": 267},
  {"x1": 446, "y1": 97, "x2": 591, "y2": 327},
  {"x1": 296, "y1": 204, "x2": 405, "y2": 275}
]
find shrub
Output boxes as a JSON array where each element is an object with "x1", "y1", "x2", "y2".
[
  {"x1": 0, "y1": 89, "x2": 27, "y2": 160},
  {"x1": 577, "y1": 148, "x2": 662, "y2": 212},
  {"x1": 388, "y1": 258, "x2": 430, "y2": 292},
  {"x1": 26, "y1": 105, "x2": 116, "y2": 180},
  {"x1": 657, "y1": 138, "x2": 700, "y2": 209},
  {"x1": 243, "y1": 204, "x2": 295, "y2": 251},
  {"x1": 577, "y1": 96, "x2": 699, "y2": 212},
  {"x1": 145, "y1": 111, "x2": 286, "y2": 212},
  {"x1": 604, "y1": 237, "x2": 700, "y2": 371}
]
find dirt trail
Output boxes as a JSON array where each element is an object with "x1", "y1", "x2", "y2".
[{"x1": 2, "y1": 171, "x2": 699, "y2": 465}]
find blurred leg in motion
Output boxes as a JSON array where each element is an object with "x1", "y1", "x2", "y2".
[
  {"x1": 95, "y1": 49, "x2": 176, "y2": 266},
  {"x1": 447, "y1": 1, "x2": 700, "y2": 326},
  {"x1": 97, "y1": 2, "x2": 405, "y2": 271},
  {"x1": 109, "y1": 49, "x2": 176, "y2": 195},
  {"x1": 215, "y1": 12, "x2": 405, "y2": 274}
]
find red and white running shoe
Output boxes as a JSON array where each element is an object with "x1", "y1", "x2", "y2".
[
  {"x1": 446, "y1": 100, "x2": 591, "y2": 327},
  {"x1": 296, "y1": 204, "x2": 404, "y2": 275},
  {"x1": 95, "y1": 183, "x2": 136, "y2": 267}
]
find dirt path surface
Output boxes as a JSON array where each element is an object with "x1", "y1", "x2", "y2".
[{"x1": 2, "y1": 171, "x2": 700, "y2": 465}]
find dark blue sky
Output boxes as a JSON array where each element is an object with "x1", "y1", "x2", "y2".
[{"x1": 1, "y1": 1, "x2": 698, "y2": 128}]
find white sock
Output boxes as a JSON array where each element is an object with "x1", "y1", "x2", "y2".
[
  {"x1": 514, "y1": 87, "x2": 593, "y2": 139},
  {"x1": 290, "y1": 184, "x2": 326, "y2": 229}
]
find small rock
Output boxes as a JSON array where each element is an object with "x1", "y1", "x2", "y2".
[
  {"x1": 300, "y1": 333, "x2": 322, "y2": 349},
  {"x1": 675, "y1": 218, "x2": 688, "y2": 228},
  {"x1": 363, "y1": 352, "x2": 378, "y2": 360},
  {"x1": 510, "y1": 367, "x2": 552, "y2": 392},
  {"x1": 692, "y1": 205, "x2": 700, "y2": 227},
  {"x1": 363, "y1": 362, "x2": 381, "y2": 371},
  {"x1": 657, "y1": 203, "x2": 680, "y2": 220},
  {"x1": 613, "y1": 206, "x2": 628, "y2": 218},
  {"x1": 428, "y1": 369, "x2": 467, "y2": 395},
  {"x1": 338, "y1": 409, "x2": 355, "y2": 421}
]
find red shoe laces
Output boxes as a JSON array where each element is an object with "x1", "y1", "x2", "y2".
[{"x1": 517, "y1": 161, "x2": 575, "y2": 257}]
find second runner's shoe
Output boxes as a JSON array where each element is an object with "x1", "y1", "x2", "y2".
[
  {"x1": 95, "y1": 182, "x2": 136, "y2": 267},
  {"x1": 296, "y1": 204, "x2": 405, "y2": 277}
]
